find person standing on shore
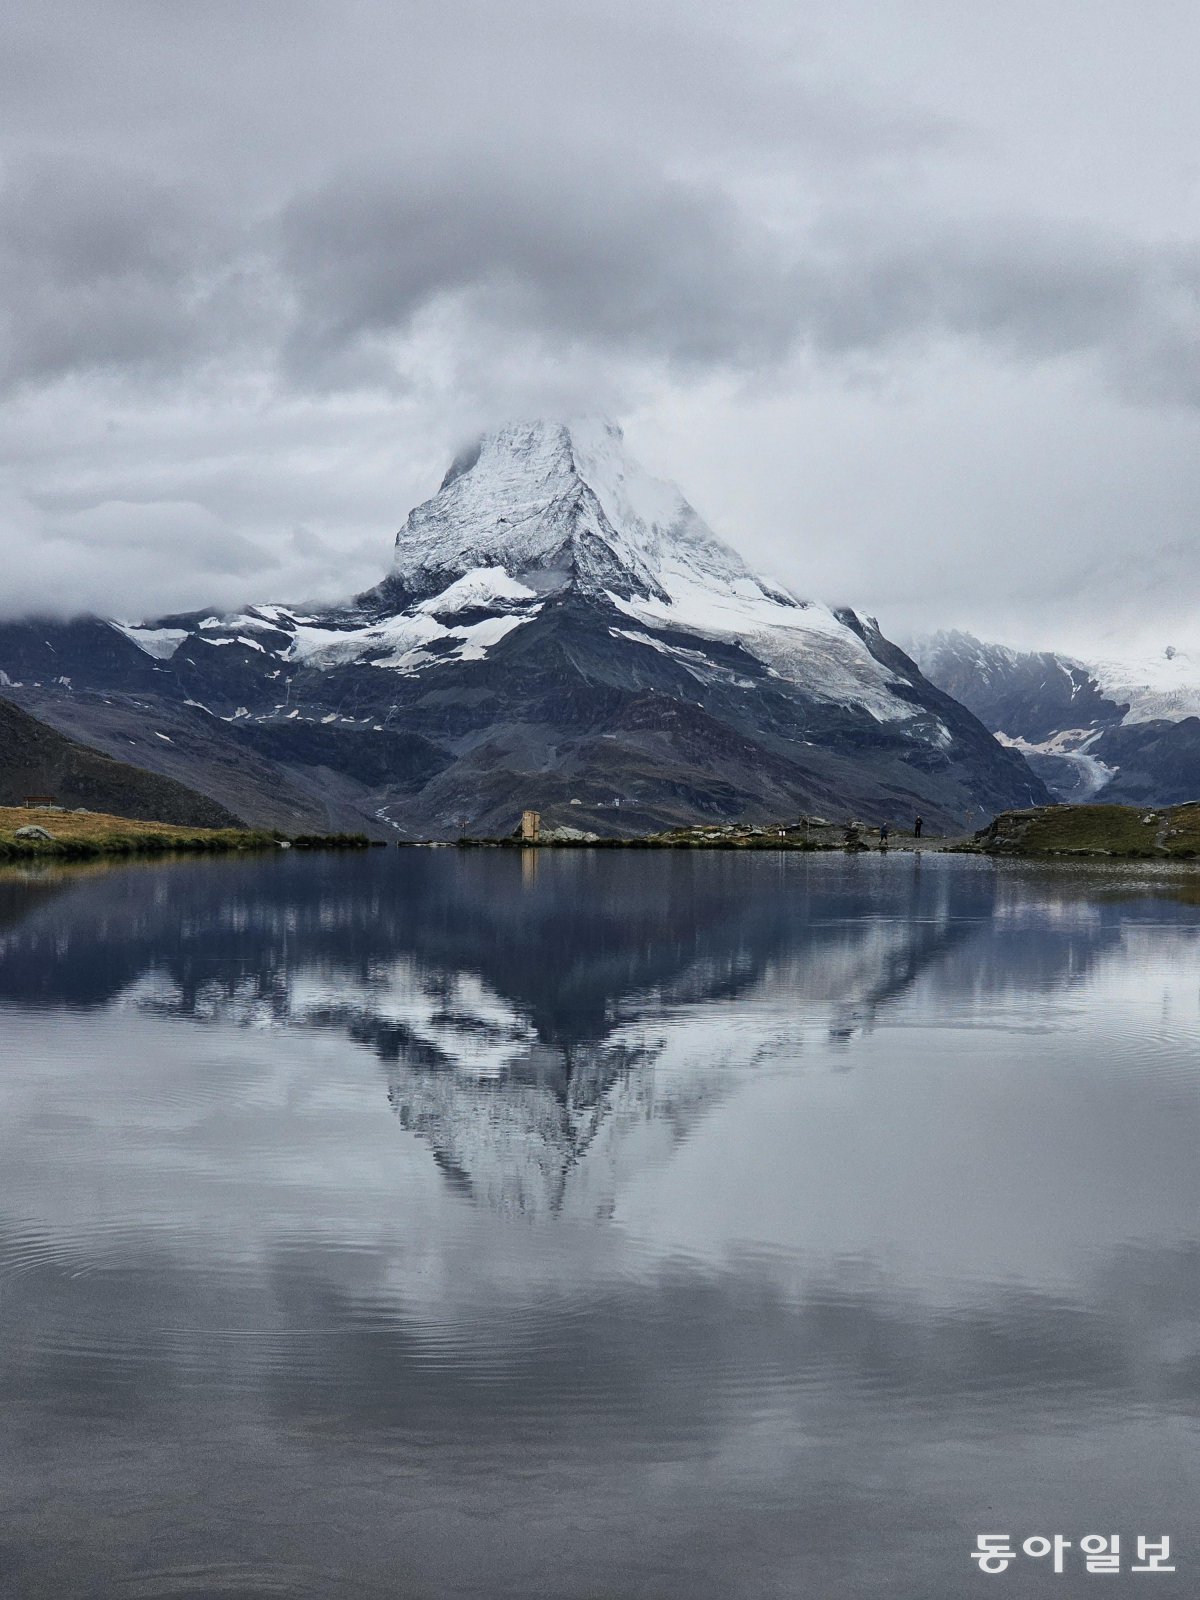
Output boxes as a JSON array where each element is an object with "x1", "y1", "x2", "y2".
[
  {"x1": 879, "y1": 822, "x2": 889, "y2": 849},
  {"x1": 914, "y1": 814, "x2": 923, "y2": 839}
]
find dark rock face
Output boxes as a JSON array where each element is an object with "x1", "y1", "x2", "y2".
[
  {"x1": 0, "y1": 423, "x2": 1049, "y2": 837},
  {"x1": 0, "y1": 697, "x2": 242, "y2": 827},
  {"x1": 913, "y1": 630, "x2": 1200, "y2": 808},
  {"x1": 1094, "y1": 719, "x2": 1200, "y2": 805}
]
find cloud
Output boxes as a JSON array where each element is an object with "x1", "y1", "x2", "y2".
[
  {"x1": 2, "y1": 139, "x2": 1194, "y2": 409},
  {"x1": 0, "y1": 488, "x2": 272, "y2": 618},
  {"x1": 274, "y1": 157, "x2": 1200, "y2": 408},
  {"x1": 0, "y1": 2, "x2": 1191, "y2": 409},
  {"x1": 0, "y1": 153, "x2": 270, "y2": 393},
  {"x1": 0, "y1": 0, "x2": 1196, "y2": 640}
]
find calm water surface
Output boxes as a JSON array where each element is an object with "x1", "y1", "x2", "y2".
[{"x1": 1, "y1": 850, "x2": 1197, "y2": 1598}]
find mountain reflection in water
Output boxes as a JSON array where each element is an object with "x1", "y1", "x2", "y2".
[
  {"x1": 0, "y1": 850, "x2": 1197, "y2": 1600},
  {"x1": 0, "y1": 851, "x2": 1129, "y2": 1216}
]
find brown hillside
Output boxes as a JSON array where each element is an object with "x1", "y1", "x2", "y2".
[{"x1": 0, "y1": 697, "x2": 243, "y2": 828}]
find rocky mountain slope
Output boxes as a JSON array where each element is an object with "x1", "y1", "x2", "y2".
[
  {"x1": 0, "y1": 421, "x2": 1048, "y2": 835},
  {"x1": 912, "y1": 630, "x2": 1200, "y2": 805},
  {"x1": 0, "y1": 697, "x2": 242, "y2": 827}
]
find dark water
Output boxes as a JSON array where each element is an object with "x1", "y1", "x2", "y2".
[{"x1": 1, "y1": 850, "x2": 1197, "y2": 1599}]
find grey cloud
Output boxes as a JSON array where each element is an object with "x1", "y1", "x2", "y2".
[
  {"x1": 2, "y1": 4, "x2": 1189, "y2": 407},
  {"x1": 0, "y1": 1, "x2": 1196, "y2": 637},
  {"x1": 276, "y1": 153, "x2": 799, "y2": 380},
  {"x1": 277, "y1": 156, "x2": 1200, "y2": 401},
  {"x1": 792, "y1": 217, "x2": 1200, "y2": 414},
  {"x1": 0, "y1": 154, "x2": 275, "y2": 392},
  {"x1": 5, "y1": 143, "x2": 1189, "y2": 415},
  {"x1": 0, "y1": 483, "x2": 282, "y2": 619},
  {"x1": 0, "y1": 2, "x2": 946, "y2": 180}
]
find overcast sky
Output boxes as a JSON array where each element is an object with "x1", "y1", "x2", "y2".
[{"x1": 1, "y1": 0, "x2": 1197, "y2": 656}]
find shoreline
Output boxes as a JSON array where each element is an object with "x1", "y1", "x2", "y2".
[
  {"x1": 423, "y1": 801, "x2": 1200, "y2": 862},
  {"x1": 7, "y1": 801, "x2": 1200, "y2": 867},
  {"x1": 0, "y1": 806, "x2": 382, "y2": 862}
]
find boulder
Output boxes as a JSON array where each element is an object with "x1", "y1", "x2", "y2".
[{"x1": 14, "y1": 824, "x2": 56, "y2": 841}]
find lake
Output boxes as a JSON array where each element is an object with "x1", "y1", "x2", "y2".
[{"x1": 1, "y1": 849, "x2": 1197, "y2": 1598}]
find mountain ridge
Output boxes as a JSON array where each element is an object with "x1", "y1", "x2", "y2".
[
  {"x1": 0, "y1": 696, "x2": 243, "y2": 827},
  {"x1": 912, "y1": 628, "x2": 1200, "y2": 804},
  {"x1": 0, "y1": 421, "x2": 1049, "y2": 835}
]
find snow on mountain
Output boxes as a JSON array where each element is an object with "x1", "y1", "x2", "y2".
[
  {"x1": 0, "y1": 423, "x2": 1051, "y2": 835},
  {"x1": 115, "y1": 419, "x2": 928, "y2": 725},
  {"x1": 994, "y1": 728, "x2": 1115, "y2": 800},
  {"x1": 416, "y1": 566, "x2": 538, "y2": 615},
  {"x1": 912, "y1": 629, "x2": 1200, "y2": 805},
  {"x1": 288, "y1": 599, "x2": 536, "y2": 673},
  {"x1": 1086, "y1": 645, "x2": 1200, "y2": 724},
  {"x1": 393, "y1": 418, "x2": 740, "y2": 601},
  {"x1": 382, "y1": 417, "x2": 920, "y2": 724},
  {"x1": 916, "y1": 629, "x2": 1200, "y2": 732},
  {"x1": 114, "y1": 623, "x2": 190, "y2": 659}
]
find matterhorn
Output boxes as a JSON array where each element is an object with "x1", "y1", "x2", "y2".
[{"x1": 0, "y1": 420, "x2": 1047, "y2": 834}]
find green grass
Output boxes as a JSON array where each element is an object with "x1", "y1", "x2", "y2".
[
  {"x1": 0, "y1": 806, "x2": 377, "y2": 861},
  {"x1": 0, "y1": 805, "x2": 277, "y2": 861},
  {"x1": 980, "y1": 802, "x2": 1200, "y2": 859}
]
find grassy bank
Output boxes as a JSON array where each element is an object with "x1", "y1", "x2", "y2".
[
  {"x1": 976, "y1": 803, "x2": 1200, "y2": 859},
  {"x1": 0, "y1": 806, "x2": 377, "y2": 861}
]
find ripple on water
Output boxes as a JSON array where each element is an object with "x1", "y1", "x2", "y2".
[
  {"x1": 118, "y1": 1562, "x2": 324, "y2": 1599},
  {"x1": 0, "y1": 1218, "x2": 216, "y2": 1284}
]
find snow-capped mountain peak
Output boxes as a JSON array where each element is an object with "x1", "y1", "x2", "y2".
[
  {"x1": 96, "y1": 420, "x2": 1002, "y2": 734},
  {"x1": 0, "y1": 420, "x2": 1052, "y2": 839},
  {"x1": 393, "y1": 417, "x2": 784, "y2": 609},
  {"x1": 1087, "y1": 643, "x2": 1200, "y2": 723}
]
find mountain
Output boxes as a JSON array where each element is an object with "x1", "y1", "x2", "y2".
[
  {"x1": 0, "y1": 696, "x2": 242, "y2": 827},
  {"x1": 0, "y1": 420, "x2": 1048, "y2": 835},
  {"x1": 912, "y1": 629, "x2": 1200, "y2": 804}
]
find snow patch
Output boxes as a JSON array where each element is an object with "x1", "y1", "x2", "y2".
[
  {"x1": 611, "y1": 583, "x2": 911, "y2": 723},
  {"x1": 417, "y1": 566, "x2": 537, "y2": 615},
  {"x1": 1087, "y1": 647, "x2": 1200, "y2": 724},
  {"x1": 996, "y1": 728, "x2": 1116, "y2": 797},
  {"x1": 290, "y1": 603, "x2": 536, "y2": 675},
  {"x1": 113, "y1": 623, "x2": 189, "y2": 660}
]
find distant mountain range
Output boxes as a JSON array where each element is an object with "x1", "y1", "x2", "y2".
[
  {"x1": 911, "y1": 630, "x2": 1200, "y2": 804},
  {"x1": 0, "y1": 420, "x2": 1050, "y2": 835}
]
